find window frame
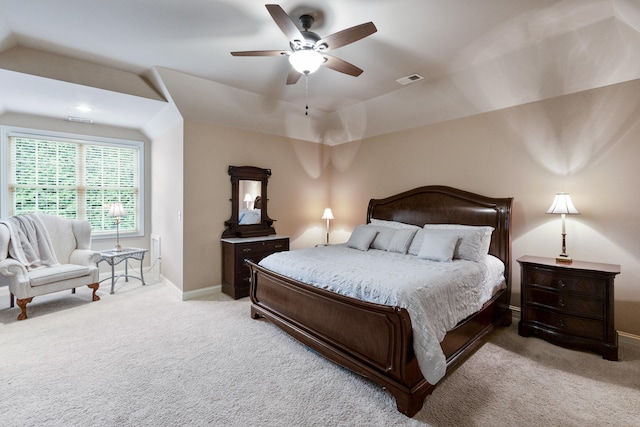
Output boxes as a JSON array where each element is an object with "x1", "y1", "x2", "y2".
[{"x1": 1, "y1": 125, "x2": 145, "y2": 240}]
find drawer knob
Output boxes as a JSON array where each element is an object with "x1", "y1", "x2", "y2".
[
  {"x1": 243, "y1": 248, "x2": 252, "y2": 253},
  {"x1": 558, "y1": 299, "x2": 566, "y2": 307},
  {"x1": 558, "y1": 280, "x2": 566, "y2": 288},
  {"x1": 559, "y1": 319, "x2": 565, "y2": 328},
  {"x1": 274, "y1": 244, "x2": 283, "y2": 249}
]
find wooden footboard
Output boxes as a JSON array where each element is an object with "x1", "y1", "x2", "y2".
[{"x1": 248, "y1": 261, "x2": 512, "y2": 416}]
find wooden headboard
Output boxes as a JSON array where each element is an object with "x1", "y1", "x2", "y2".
[{"x1": 367, "y1": 185, "x2": 513, "y2": 289}]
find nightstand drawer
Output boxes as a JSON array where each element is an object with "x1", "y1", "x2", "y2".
[
  {"x1": 526, "y1": 288, "x2": 606, "y2": 319},
  {"x1": 527, "y1": 269, "x2": 606, "y2": 298},
  {"x1": 525, "y1": 307, "x2": 605, "y2": 341}
]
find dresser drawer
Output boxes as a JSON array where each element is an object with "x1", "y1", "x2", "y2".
[
  {"x1": 527, "y1": 269, "x2": 606, "y2": 298},
  {"x1": 525, "y1": 288, "x2": 606, "y2": 319},
  {"x1": 525, "y1": 307, "x2": 605, "y2": 341},
  {"x1": 234, "y1": 239, "x2": 289, "y2": 256}
]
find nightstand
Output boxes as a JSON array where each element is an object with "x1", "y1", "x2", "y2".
[
  {"x1": 221, "y1": 235, "x2": 289, "y2": 299},
  {"x1": 517, "y1": 256, "x2": 620, "y2": 360}
]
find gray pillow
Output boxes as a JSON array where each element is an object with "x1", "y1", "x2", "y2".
[
  {"x1": 408, "y1": 229, "x2": 427, "y2": 256},
  {"x1": 388, "y1": 228, "x2": 418, "y2": 254},
  {"x1": 417, "y1": 229, "x2": 460, "y2": 262},
  {"x1": 423, "y1": 224, "x2": 493, "y2": 262},
  {"x1": 368, "y1": 225, "x2": 398, "y2": 250},
  {"x1": 346, "y1": 225, "x2": 379, "y2": 251}
]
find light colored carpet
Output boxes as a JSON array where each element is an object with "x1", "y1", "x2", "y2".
[{"x1": 1, "y1": 282, "x2": 638, "y2": 427}]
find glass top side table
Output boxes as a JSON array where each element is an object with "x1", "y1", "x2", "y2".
[{"x1": 98, "y1": 248, "x2": 149, "y2": 294}]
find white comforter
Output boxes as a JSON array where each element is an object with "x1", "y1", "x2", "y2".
[{"x1": 258, "y1": 244, "x2": 505, "y2": 385}]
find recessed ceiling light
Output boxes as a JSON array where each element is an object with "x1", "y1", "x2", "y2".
[{"x1": 75, "y1": 105, "x2": 93, "y2": 113}]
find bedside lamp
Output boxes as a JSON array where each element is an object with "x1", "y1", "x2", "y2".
[
  {"x1": 108, "y1": 202, "x2": 127, "y2": 252},
  {"x1": 546, "y1": 193, "x2": 579, "y2": 263},
  {"x1": 321, "y1": 208, "x2": 334, "y2": 245},
  {"x1": 243, "y1": 193, "x2": 253, "y2": 209}
]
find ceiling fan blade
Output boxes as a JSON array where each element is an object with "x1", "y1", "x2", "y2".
[
  {"x1": 315, "y1": 22, "x2": 377, "y2": 51},
  {"x1": 230, "y1": 50, "x2": 288, "y2": 57},
  {"x1": 322, "y1": 55, "x2": 364, "y2": 77},
  {"x1": 286, "y1": 67, "x2": 302, "y2": 85},
  {"x1": 266, "y1": 4, "x2": 304, "y2": 42}
]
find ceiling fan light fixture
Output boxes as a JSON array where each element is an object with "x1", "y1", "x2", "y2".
[{"x1": 289, "y1": 49, "x2": 323, "y2": 75}]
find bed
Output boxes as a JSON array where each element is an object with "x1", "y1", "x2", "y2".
[{"x1": 246, "y1": 185, "x2": 513, "y2": 417}]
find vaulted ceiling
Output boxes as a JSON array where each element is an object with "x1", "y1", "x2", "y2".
[{"x1": 1, "y1": 0, "x2": 639, "y2": 144}]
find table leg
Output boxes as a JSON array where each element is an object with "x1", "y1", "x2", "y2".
[
  {"x1": 125, "y1": 260, "x2": 129, "y2": 282},
  {"x1": 110, "y1": 262, "x2": 116, "y2": 294},
  {"x1": 140, "y1": 254, "x2": 146, "y2": 286}
]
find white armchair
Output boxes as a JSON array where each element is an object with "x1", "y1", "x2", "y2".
[{"x1": 0, "y1": 213, "x2": 102, "y2": 320}]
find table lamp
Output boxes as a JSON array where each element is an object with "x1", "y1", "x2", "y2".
[
  {"x1": 546, "y1": 193, "x2": 579, "y2": 263},
  {"x1": 244, "y1": 193, "x2": 252, "y2": 209},
  {"x1": 108, "y1": 202, "x2": 127, "y2": 252},
  {"x1": 321, "y1": 208, "x2": 334, "y2": 245}
]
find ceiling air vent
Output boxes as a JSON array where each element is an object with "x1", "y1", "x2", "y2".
[{"x1": 396, "y1": 74, "x2": 424, "y2": 85}]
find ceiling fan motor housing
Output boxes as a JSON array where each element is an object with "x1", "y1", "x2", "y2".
[{"x1": 290, "y1": 15, "x2": 322, "y2": 51}]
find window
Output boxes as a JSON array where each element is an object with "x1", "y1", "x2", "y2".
[{"x1": 1, "y1": 127, "x2": 144, "y2": 236}]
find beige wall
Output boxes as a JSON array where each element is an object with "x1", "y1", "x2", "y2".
[
  {"x1": 180, "y1": 120, "x2": 330, "y2": 293},
  {"x1": 150, "y1": 121, "x2": 184, "y2": 291},
  {"x1": 328, "y1": 79, "x2": 640, "y2": 335}
]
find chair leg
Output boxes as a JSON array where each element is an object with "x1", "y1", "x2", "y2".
[
  {"x1": 10, "y1": 292, "x2": 14, "y2": 308},
  {"x1": 88, "y1": 283, "x2": 100, "y2": 301},
  {"x1": 16, "y1": 297, "x2": 33, "y2": 321}
]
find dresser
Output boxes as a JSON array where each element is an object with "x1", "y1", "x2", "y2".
[
  {"x1": 221, "y1": 235, "x2": 289, "y2": 299},
  {"x1": 517, "y1": 255, "x2": 620, "y2": 360}
]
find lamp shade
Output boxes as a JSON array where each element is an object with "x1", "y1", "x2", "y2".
[
  {"x1": 289, "y1": 50, "x2": 324, "y2": 75},
  {"x1": 321, "y1": 208, "x2": 334, "y2": 220},
  {"x1": 546, "y1": 193, "x2": 579, "y2": 215},
  {"x1": 108, "y1": 202, "x2": 127, "y2": 217},
  {"x1": 243, "y1": 193, "x2": 253, "y2": 203}
]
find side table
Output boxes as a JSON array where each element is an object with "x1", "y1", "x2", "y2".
[
  {"x1": 98, "y1": 248, "x2": 149, "y2": 294},
  {"x1": 517, "y1": 255, "x2": 620, "y2": 360}
]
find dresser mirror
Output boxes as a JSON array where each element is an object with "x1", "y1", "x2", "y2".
[{"x1": 223, "y1": 166, "x2": 276, "y2": 238}]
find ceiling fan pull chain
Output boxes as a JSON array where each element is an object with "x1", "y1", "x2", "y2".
[{"x1": 305, "y1": 73, "x2": 309, "y2": 116}]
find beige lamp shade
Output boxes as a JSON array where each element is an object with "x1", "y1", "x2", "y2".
[
  {"x1": 108, "y1": 202, "x2": 127, "y2": 217},
  {"x1": 321, "y1": 208, "x2": 334, "y2": 220},
  {"x1": 546, "y1": 193, "x2": 579, "y2": 215}
]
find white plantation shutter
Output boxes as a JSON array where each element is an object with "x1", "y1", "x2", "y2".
[{"x1": 5, "y1": 129, "x2": 142, "y2": 235}]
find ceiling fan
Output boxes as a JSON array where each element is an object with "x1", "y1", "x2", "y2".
[{"x1": 231, "y1": 4, "x2": 377, "y2": 85}]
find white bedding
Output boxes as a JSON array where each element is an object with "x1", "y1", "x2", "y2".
[{"x1": 258, "y1": 244, "x2": 505, "y2": 385}]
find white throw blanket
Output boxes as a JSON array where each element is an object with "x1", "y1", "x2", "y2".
[
  {"x1": 0, "y1": 214, "x2": 59, "y2": 270},
  {"x1": 259, "y1": 244, "x2": 505, "y2": 385}
]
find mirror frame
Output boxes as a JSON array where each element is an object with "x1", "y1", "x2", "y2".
[{"x1": 222, "y1": 165, "x2": 276, "y2": 238}]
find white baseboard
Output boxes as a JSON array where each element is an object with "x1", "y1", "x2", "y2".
[
  {"x1": 508, "y1": 305, "x2": 640, "y2": 349},
  {"x1": 154, "y1": 274, "x2": 221, "y2": 301},
  {"x1": 619, "y1": 331, "x2": 640, "y2": 351},
  {"x1": 181, "y1": 284, "x2": 222, "y2": 301}
]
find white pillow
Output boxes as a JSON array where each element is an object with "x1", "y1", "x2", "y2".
[
  {"x1": 423, "y1": 224, "x2": 494, "y2": 262},
  {"x1": 417, "y1": 229, "x2": 460, "y2": 262},
  {"x1": 368, "y1": 225, "x2": 398, "y2": 250},
  {"x1": 408, "y1": 229, "x2": 427, "y2": 256},
  {"x1": 346, "y1": 225, "x2": 379, "y2": 251},
  {"x1": 370, "y1": 218, "x2": 421, "y2": 230},
  {"x1": 388, "y1": 228, "x2": 418, "y2": 254}
]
